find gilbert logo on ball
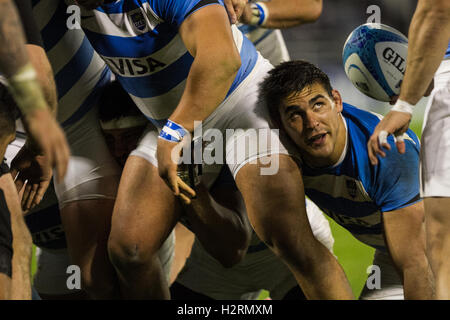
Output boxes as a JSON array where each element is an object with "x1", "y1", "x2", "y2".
[{"x1": 342, "y1": 23, "x2": 408, "y2": 102}]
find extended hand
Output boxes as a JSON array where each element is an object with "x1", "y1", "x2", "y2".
[
  {"x1": 10, "y1": 145, "x2": 53, "y2": 211},
  {"x1": 156, "y1": 138, "x2": 196, "y2": 205},
  {"x1": 21, "y1": 108, "x2": 70, "y2": 183},
  {"x1": 367, "y1": 110, "x2": 412, "y2": 165}
]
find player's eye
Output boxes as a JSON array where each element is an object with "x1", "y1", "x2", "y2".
[
  {"x1": 289, "y1": 111, "x2": 301, "y2": 121},
  {"x1": 313, "y1": 102, "x2": 324, "y2": 110}
]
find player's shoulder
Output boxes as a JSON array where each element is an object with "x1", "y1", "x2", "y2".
[
  {"x1": 342, "y1": 102, "x2": 420, "y2": 148},
  {"x1": 342, "y1": 103, "x2": 383, "y2": 137}
]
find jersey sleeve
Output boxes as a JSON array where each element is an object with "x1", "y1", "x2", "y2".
[
  {"x1": 151, "y1": 0, "x2": 222, "y2": 28},
  {"x1": 372, "y1": 129, "x2": 421, "y2": 212},
  {"x1": 13, "y1": 0, "x2": 43, "y2": 47}
]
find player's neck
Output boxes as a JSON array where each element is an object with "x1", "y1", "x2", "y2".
[{"x1": 328, "y1": 114, "x2": 348, "y2": 168}]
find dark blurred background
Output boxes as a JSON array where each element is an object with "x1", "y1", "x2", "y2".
[{"x1": 282, "y1": 0, "x2": 426, "y2": 118}]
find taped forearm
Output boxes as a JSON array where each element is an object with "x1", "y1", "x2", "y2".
[
  {"x1": 7, "y1": 64, "x2": 48, "y2": 116},
  {"x1": 244, "y1": 0, "x2": 322, "y2": 29}
]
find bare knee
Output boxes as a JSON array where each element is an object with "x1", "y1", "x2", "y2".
[{"x1": 107, "y1": 233, "x2": 160, "y2": 273}]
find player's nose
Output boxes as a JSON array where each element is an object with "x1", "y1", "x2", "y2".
[{"x1": 304, "y1": 111, "x2": 319, "y2": 129}]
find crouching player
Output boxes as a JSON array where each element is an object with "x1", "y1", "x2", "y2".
[
  {"x1": 98, "y1": 82, "x2": 335, "y2": 300},
  {"x1": 4, "y1": 82, "x2": 175, "y2": 299},
  {"x1": 260, "y1": 60, "x2": 434, "y2": 299},
  {"x1": 98, "y1": 83, "x2": 336, "y2": 300}
]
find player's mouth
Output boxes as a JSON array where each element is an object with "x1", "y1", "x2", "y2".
[{"x1": 307, "y1": 133, "x2": 327, "y2": 147}]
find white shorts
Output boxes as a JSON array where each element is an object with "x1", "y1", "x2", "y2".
[
  {"x1": 8, "y1": 107, "x2": 120, "y2": 208},
  {"x1": 420, "y1": 59, "x2": 450, "y2": 197},
  {"x1": 55, "y1": 105, "x2": 121, "y2": 207},
  {"x1": 175, "y1": 199, "x2": 334, "y2": 300},
  {"x1": 359, "y1": 250, "x2": 403, "y2": 300},
  {"x1": 33, "y1": 231, "x2": 175, "y2": 295},
  {"x1": 131, "y1": 55, "x2": 296, "y2": 181},
  {"x1": 254, "y1": 30, "x2": 290, "y2": 66}
]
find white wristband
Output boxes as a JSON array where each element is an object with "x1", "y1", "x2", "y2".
[
  {"x1": 391, "y1": 99, "x2": 414, "y2": 115},
  {"x1": 248, "y1": 2, "x2": 269, "y2": 26}
]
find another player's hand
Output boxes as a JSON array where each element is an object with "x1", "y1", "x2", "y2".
[
  {"x1": 223, "y1": 0, "x2": 247, "y2": 24},
  {"x1": 156, "y1": 138, "x2": 196, "y2": 205},
  {"x1": 367, "y1": 110, "x2": 412, "y2": 166},
  {"x1": 10, "y1": 145, "x2": 53, "y2": 211},
  {"x1": 21, "y1": 108, "x2": 70, "y2": 182}
]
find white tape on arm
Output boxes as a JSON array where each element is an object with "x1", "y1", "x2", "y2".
[
  {"x1": 391, "y1": 99, "x2": 414, "y2": 114},
  {"x1": 378, "y1": 130, "x2": 388, "y2": 145}
]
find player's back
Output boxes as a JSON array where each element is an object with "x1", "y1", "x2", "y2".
[
  {"x1": 32, "y1": 0, "x2": 111, "y2": 127},
  {"x1": 77, "y1": 0, "x2": 259, "y2": 125}
]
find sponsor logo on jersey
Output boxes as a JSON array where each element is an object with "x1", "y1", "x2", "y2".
[
  {"x1": 130, "y1": 10, "x2": 147, "y2": 32},
  {"x1": 104, "y1": 56, "x2": 167, "y2": 77}
]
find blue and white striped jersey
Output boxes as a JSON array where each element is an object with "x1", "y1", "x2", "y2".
[
  {"x1": 238, "y1": 24, "x2": 274, "y2": 49},
  {"x1": 445, "y1": 41, "x2": 450, "y2": 59},
  {"x1": 302, "y1": 103, "x2": 421, "y2": 251},
  {"x1": 77, "y1": 0, "x2": 258, "y2": 125},
  {"x1": 32, "y1": 0, "x2": 112, "y2": 127}
]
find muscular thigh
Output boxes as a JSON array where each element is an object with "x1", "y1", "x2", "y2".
[{"x1": 109, "y1": 155, "x2": 182, "y2": 255}]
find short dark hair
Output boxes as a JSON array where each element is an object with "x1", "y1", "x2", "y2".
[
  {"x1": 259, "y1": 60, "x2": 333, "y2": 126},
  {"x1": 98, "y1": 81, "x2": 143, "y2": 122},
  {"x1": 0, "y1": 83, "x2": 19, "y2": 137}
]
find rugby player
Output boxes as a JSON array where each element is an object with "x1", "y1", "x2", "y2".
[
  {"x1": 0, "y1": 85, "x2": 33, "y2": 300},
  {"x1": 98, "y1": 82, "x2": 336, "y2": 300},
  {"x1": 368, "y1": 0, "x2": 450, "y2": 299},
  {"x1": 0, "y1": 0, "x2": 69, "y2": 182},
  {"x1": 75, "y1": 0, "x2": 354, "y2": 299},
  {"x1": 261, "y1": 60, "x2": 435, "y2": 299},
  {"x1": 4, "y1": 81, "x2": 175, "y2": 300},
  {"x1": 171, "y1": 184, "x2": 334, "y2": 300},
  {"x1": 11, "y1": 0, "x2": 124, "y2": 299}
]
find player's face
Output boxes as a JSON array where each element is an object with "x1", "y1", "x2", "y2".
[
  {"x1": 279, "y1": 83, "x2": 346, "y2": 167},
  {"x1": 102, "y1": 126, "x2": 146, "y2": 168}
]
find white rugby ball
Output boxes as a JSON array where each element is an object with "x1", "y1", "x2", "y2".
[{"x1": 342, "y1": 23, "x2": 408, "y2": 102}]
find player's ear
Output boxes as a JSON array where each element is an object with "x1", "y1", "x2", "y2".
[{"x1": 331, "y1": 89, "x2": 343, "y2": 113}]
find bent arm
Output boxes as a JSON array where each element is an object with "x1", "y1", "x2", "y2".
[
  {"x1": 0, "y1": 0, "x2": 29, "y2": 78},
  {"x1": 236, "y1": 155, "x2": 354, "y2": 299},
  {"x1": 183, "y1": 183, "x2": 252, "y2": 267},
  {"x1": 399, "y1": 0, "x2": 450, "y2": 105},
  {"x1": 241, "y1": 0, "x2": 322, "y2": 29},
  {"x1": 170, "y1": 4, "x2": 241, "y2": 132},
  {"x1": 0, "y1": 174, "x2": 32, "y2": 300},
  {"x1": 383, "y1": 201, "x2": 435, "y2": 299}
]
